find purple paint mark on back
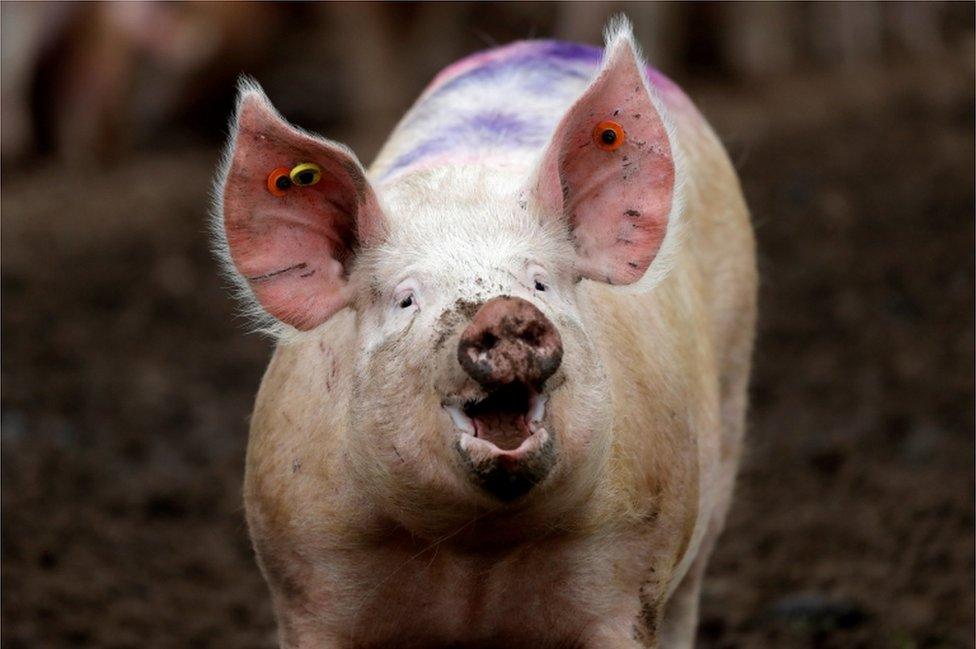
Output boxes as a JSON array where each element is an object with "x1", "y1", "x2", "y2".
[
  {"x1": 423, "y1": 40, "x2": 599, "y2": 97},
  {"x1": 422, "y1": 40, "x2": 603, "y2": 102},
  {"x1": 466, "y1": 111, "x2": 530, "y2": 138},
  {"x1": 535, "y1": 41, "x2": 603, "y2": 62},
  {"x1": 431, "y1": 56, "x2": 590, "y2": 100},
  {"x1": 384, "y1": 137, "x2": 453, "y2": 175},
  {"x1": 384, "y1": 110, "x2": 546, "y2": 178},
  {"x1": 423, "y1": 39, "x2": 683, "y2": 105},
  {"x1": 383, "y1": 39, "x2": 693, "y2": 180}
]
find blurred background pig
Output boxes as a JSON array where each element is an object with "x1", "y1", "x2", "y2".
[{"x1": 2, "y1": 2, "x2": 973, "y2": 648}]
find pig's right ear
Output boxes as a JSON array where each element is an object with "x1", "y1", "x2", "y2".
[{"x1": 214, "y1": 79, "x2": 385, "y2": 332}]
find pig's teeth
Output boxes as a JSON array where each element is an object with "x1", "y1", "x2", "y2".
[
  {"x1": 528, "y1": 394, "x2": 548, "y2": 423},
  {"x1": 445, "y1": 405, "x2": 475, "y2": 434}
]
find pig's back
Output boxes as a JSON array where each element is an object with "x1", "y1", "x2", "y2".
[{"x1": 370, "y1": 40, "x2": 696, "y2": 185}]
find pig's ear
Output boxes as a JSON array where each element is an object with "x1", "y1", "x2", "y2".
[
  {"x1": 529, "y1": 21, "x2": 683, "y2": 289},
  {"x1": 213, "y1": 79, "x2": 385, "y2": 332}
]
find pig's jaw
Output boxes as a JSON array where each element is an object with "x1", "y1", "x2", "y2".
[{"x1": 443, "y1": 385, "x2": 556, "y2": 501}]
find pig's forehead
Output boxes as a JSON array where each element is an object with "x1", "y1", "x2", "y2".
[
  {"x1": 372, "y1": 166, "x2": 560, "y2": 280},
  {"x1": 374, "y1": 211, "x2": 550, "y2": 284},
  {"x1": 375, "y1": 163, "x2": 526, "y2": 213}
]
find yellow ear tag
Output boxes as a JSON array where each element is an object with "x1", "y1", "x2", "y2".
[{"x1": 290, "y1": 162, "x2": 322, "y2": 187}]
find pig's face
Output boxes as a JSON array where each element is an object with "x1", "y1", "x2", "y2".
[
  {"x1": 215, "y1": 34, "x2": 679, "y2": 520},
  {"x1": 346, "y1": 168, "x2": 614, "y2": 509}
]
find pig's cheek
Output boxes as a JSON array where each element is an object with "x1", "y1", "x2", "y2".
[
  {"x1": 357, "y1": 314, "x2": 406, "y2": 358},
  {"x1": 356, "y1": 310, "x2": 428, "y2": 380},
  {"x1": 551, "y1": 325, "x2": 612, "y2": 459},
  {"x1": 550, "y1": 377, "x2": 612, "y2": 481},
  {"x1": 361, "y1": 332, "x2": 440, "y2": 423}
]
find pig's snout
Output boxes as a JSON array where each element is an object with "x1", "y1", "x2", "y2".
[{"x1": 457, "y1": 296, "x2": 563, "y2": 388}]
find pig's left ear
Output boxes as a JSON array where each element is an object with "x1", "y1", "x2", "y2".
[
  {"x1": 529, "y1": 24, "x2": 682, "y2": 288},
  {"x1": 214, "y1": 79, "x2": 386, "y2": 332}
]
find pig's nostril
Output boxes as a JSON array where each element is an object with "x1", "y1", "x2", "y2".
[
  {"x1": 519, "y1": 322, "x2": 545, "y2": 347},
  {"x1": 479, "y1": 332, "x2": 499, "y2": 351}
]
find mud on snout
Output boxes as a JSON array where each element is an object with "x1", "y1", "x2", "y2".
[{"x1": 439, "y1": 296, "x2": 565, "y2": 501}]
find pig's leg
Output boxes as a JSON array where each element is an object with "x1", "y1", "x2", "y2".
[
  {"x1": 586, "y1": 625, "x2": 655, "y2": 649},
  {"x1": 250, "y1": 535, "x2": 346, "y2": 648},
  {"x1": 584, "y1": 602, "x2": 671, "y2": 649},
  {"x1": 271, "y1": 602, "x2": 345, "y2": 649},
  {"x1": 658, "y1": 473, "x2": 733, "y2": 647},
  {"x1": 660, "y1": 359, "x2": 751, "y2": 648},
  {"x1": 657, "y1": 542, "x2": 709, "y2": 648}
]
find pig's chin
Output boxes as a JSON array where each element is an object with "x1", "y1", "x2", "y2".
[{"x1": 443, "y1": 382, "x2": 556, "y2": 501}]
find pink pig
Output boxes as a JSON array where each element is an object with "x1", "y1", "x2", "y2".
[{"x1": 214, "y1": 17, "x2": 756, "y2": 649}]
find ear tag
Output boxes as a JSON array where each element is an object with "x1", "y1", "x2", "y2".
[
  {"x1": 592, "y1": 120, "x2": 626, "y2": 151},
  {"x1": 267, "y1": 167, "x2": 293, "y2": 196},
  {"x1": 290, "y1": 162, "x2": 322, "y2": 187}
]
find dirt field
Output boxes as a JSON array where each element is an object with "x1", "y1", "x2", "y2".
[{"x1": 2, "y1": 55, "x2": 973, "y2": 647}]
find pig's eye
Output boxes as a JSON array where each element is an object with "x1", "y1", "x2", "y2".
[
  {"x1": 527, "y1": 264, "x2": 549, "y2": 293},
  {"x1": 393, "y1": 279, "x2": 419, "y2": 313}
]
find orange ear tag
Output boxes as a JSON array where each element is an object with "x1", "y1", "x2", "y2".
[
  {"x1": 593, "y1": 120, "x2": 626, "y2": 151},
  {"x1": 267, "y1": 167, "x2": 293, "y2": 196}
]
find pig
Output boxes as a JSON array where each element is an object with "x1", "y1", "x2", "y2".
[{"x1": 213, "y1": 16, "x2": 756, "y2": 649}]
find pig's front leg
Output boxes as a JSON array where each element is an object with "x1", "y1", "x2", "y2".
[
  {"x1": 584, "y1": 610, "x2": 664, "y2": 649},
  {"x1": 586, "y1": 627, "x2": 658, "y2": 649},
  {"x1": 269, "y1": 603, "x2": 339, "y2": 649}
]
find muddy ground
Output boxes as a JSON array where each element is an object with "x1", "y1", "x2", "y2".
[{"x1": 2, "y1": 54, "x2": 974, "y2": 648}]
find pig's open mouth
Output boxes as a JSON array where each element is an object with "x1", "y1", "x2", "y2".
[
  {"x1": 443, "y1": 382, "x2": 548, "y2": 453},
  {"x1": 443, "y1": 381, "x2": 555, "y2": 501}
]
